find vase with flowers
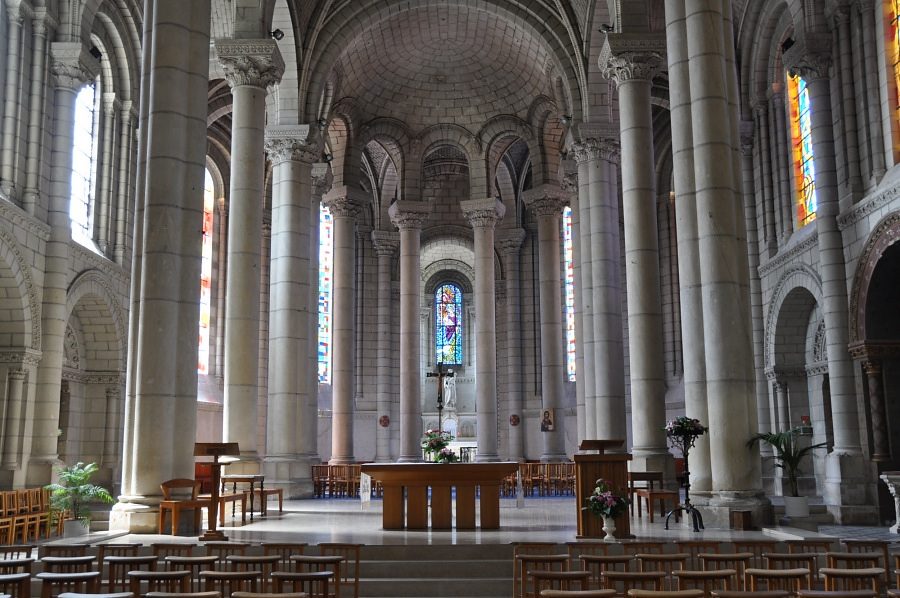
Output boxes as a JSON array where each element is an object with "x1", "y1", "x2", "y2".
[
  {"x1": 663, "y1": 416, "x2": 708, "y2": 532},
  {"x1": 421, "y1": 429, "x2": 457, "y2": 463},
  {"x1": 583, "y1": 478, "x2": 629, "y2": 541}
]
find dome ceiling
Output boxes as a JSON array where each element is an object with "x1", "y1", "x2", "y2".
[{"x1": 335, "y1": 4, "x2": 554, "y2": 132}]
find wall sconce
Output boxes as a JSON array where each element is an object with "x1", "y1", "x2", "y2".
[{"x1": 270, "y1": 29, "x2": 285, "y2": 41}]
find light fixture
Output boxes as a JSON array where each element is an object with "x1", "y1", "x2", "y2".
[
  {"x1": 599, "y1": 24, "x2": 614, "y2": 33},
  {"x1": 89, "y1": 45, "x2": 102, "y2": 60},
  {"x1": 270, "y1": 29, "x2": 285, "y2": 41},
  {"x1": 323, "y1": 152, "x2": 333, "y2": 163}
]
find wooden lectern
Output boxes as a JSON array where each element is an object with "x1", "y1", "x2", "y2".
[
  {"x1": 194, "y1": 442, "x2": 240, "y2": 541},
  {"x1": 575, "y1": 439, "x2": 632, "y2": 539}
]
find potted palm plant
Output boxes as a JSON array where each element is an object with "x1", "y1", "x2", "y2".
[
  {"x1": 45, "y1": 461, "x2": 114, "y2": 536},
  {"x1": 747, "y1": 427, "x2": 827, "y2": 517}
]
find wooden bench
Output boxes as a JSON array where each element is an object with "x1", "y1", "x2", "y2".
[{"x1": 252, "y1": 488, "x2": 284, "y2": 514}]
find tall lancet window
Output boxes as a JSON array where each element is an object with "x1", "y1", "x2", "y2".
[
  {"x1": 891, "y1": 0, "x2": 900, "y2": 127},
  {"x1": 70, "y1": 80, "x2": 100, "y2": 245},
  {"x1": 318, "y1": 205, "x2": 334, "y2": 383},
  {"x1": 563, "y1": 206, "x2": 576, "y2": 381},
  {"x1": 787, "y1": 71, "x2": 817, "y2": 227},
  {"x1": 435, "y1": 283, "x2": 463, "y2": 366},
  {"x1": 198, "y1": 169, "x2": 214, "y2": 375}
]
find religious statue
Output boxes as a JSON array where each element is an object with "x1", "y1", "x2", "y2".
[{"x1": 443, "y1": 375, "x2": 457, "y2": 411}]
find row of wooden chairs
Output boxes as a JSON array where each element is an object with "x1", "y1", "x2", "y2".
[
  {"x1": 0, "y1": 489, "x2": 57, "y2": 545},
  {"x1": 501, "y1": 463, "x2": 577, "y2": 497},
  {"x1": 537, "y1": 591, "x2": 881, "y2": 598}
]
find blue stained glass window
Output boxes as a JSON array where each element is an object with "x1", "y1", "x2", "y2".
[
  {"x1": 563, "y1": 206, "x2": 576, "y2": 381},
  {"x1": 318, "y1": 205, "x2": 334, "y2": 383},
  {"x1": 435, "y1": 283, "x2": 463, "y2": 366},
  {"x1": 788, "y1": 71, "x2": 817, "y2": 226}
]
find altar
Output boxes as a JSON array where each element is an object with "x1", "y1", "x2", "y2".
[{"x1": 360, "y1": 462, "x2": 518, "y2": 530}]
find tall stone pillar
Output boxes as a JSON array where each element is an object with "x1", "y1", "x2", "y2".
[
  {"x1": 21, "y1": 8, "x2": 49, "y2": 216},
  {"x1": 862, "y1": 360, "x2": 889, "y2": 462},
  {"x1": 664, "y1": 0, "x2": 711, "y2": 492},
  {"x1": 113, "y1": 0, "x2": 211, "y2": 532},
  {"x1": 322, "y1": 186, "x2": 365, "y2": 465},
  {"x1": 600, "y1": 35, "x2": 670, "y2": 473},
  {"x1": 498, "y1": 229, "x2": 525, "y2": 461},
  {"x1": 461, "y1": 198, "x2": 505, "y2": 462},
  {"x1": 371, "y1": 231, "x2": 399, "y2": 462},
  {"x1": 571, "y1": 134, "x2": 626, "y2": 443},
  {"x1": 681, "y1": 0, "x2": 765, "y2": 522},
  {"x1": 216, "y1": 39, "x2": 283, "y2": 467},
  {"x1": 389, "y1": 201, "x2": 431, "y2": 462},
  {"x1": 523, "y1": 185, "x2": 568, "y2": 462},
  {"x1": 31, "y1": 44, "x2": 99, "y2": 486},
  {"x1": 784, "y1": 37, "x2": 875, "y2": 523},
  {"x1": 263, "y1": 125, "x2": 318, "y2": 497},
  {"x1": 2, "y1": 369, "x2": 26, "y2": 468},
  {"x1": 0, "y1": 1, "x2": 23, "y2": 200}
]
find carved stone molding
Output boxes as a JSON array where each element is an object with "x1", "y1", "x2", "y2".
[
  {"x1": 0, "y1": 349, "x2": 41, "y2": 367},
  {"x1": 758, "y1": 232, "x2": 819, "y2": 277},
  {"x1": 838, "y1": 184, "x2": 900, "y2": 229},
  {"x1": 62, "y1": 369, "x2": 125, "y2": 385},
  {"x1": 569, "y1": 138, "x2": 620, "y2": 165},
  {"x1": 848, "y1": 210, "x2": 900, "y2": 343},
  {"x1": 215, "y1": 39, "x2": 285, "y2": 89},
  {"x1": 461, "y1": 198, "x2": 505, "y2": 229},
  {"x1": 264, "y1": 125, "x2": 320, "y2": 165}
]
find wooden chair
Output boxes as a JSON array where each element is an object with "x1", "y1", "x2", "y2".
[
  {"x1": 567, "y1": 542, "x2": 612, "y2": 567},
  {"x1": 159, "y1": 480, "x2": 206, "y2": 536},
  {"x1": 818, "y1": 568, "x2": 884, "y2": 593},
  {"x1": 832, "y1": 545, "x2": 891, "y2": 590},
  {"x1": 203, "y1": 545, "x2": 250, "y2": 561},
  {"x1": 318, "y1": 543, "x2": 361, "y2": 598},
  {"x1": 517, "y1": 555, "x2": 569, "y2": 598},
  {"x1": 58, "y1": 593, "x2": 134, "y2": 598},
  {"x1": 700, "y1": 554, "x2": 754, "y2": 590},
  {"x1": 627, "y1": 472, "x2": 663, "y2": 517},
  {"x1": 271, "y1": 571, "x2": 333, "y2": 598},
  {"x1": 127, "y1": 570, "x2": 192, "y2": 596},
  {"x1": 785, "y1": 541, "x2": 836, "y2": 556},
  {"x1": 635, "y1": 555, "x2": 688, "y2": 591},
  {"x1": 36, "y1": 572, "x2": 101, "y2": 598},
  {"x1": 744, "y1": 568, "x2": 810, "y2": 593},
  {"x1": 104, "y1": 556, "x2": 157, "y2": 593},
  {"x1": 39, "y1": 547, "x2": 89, "y2": 559},
  {"x1": 39, "y1": 557, "x2": 96, "y2": 574},
  {"x1": 258, "y1": 544, "x2": 306, "y2": 571},
  {"x1": 0, "y1": 497, "x2": 16, "y2": 545},
  {"x1": 676, "y1": 542, "x2": 721, "y2": 570},
  {"x1": 145, "y1": 592, "x2": 221, "y2": 598},
  {"x1": 513, "y1": 544, "x2": 563, "y2": 597},
  {"x1": 530, "y1": 570, "x2": 591, "y2": 594},
  {"x1": 731, "y1": 543, "x2": 778, "y2": 570},
  {"x1": 232, "y1": 593, "x2": 307, "y2": 598},
  {"x1": 0, "y1": 572, "x2": 31, "y2": 598},
  {"x1": 97, "y1": 544, "x2": 142, "y2": 579},
  {"x1": 0, "y1": 560, "x2": 33, "y2": 575},
  {"x1": 0, "y1": 547, "x2": 34, "y2": 561},
  {"x1": 710, "y1": 591, "x2": 789, "y2": 598},
  {"x1": 627, "y1": 590, "x2": 704, "y2": 598},
  {"x1": 224, "y1": 557, "x2": 279, "y2": 591},
  {"x1": 152, "y1": 544, "x2": 198, "y2": 560},
  {"x1": 796, "y1": 591, "x2": 877, "y2": 598},
  {"x1": 600, "y1": 571, "x2": 666, "y2": 595},
  {"x1": 12, "y1": 491, "x2": 31, "y2": 544},
  {"x1": 540, "y1": 591, "x2": 617, "y2": 598},
  {"x1": 581, "y1": 556, "x2": 635, "y2": 590},
  {"x1": 763, "y1": 553, "x2": 818, "y2": 589},
  {"x1": 311, "y1": 465, "x2": 329, "y2": 498},
  {"x1": 199, "y1": 571, "x2": 260, "y2": 598},
  {"x1": 621, "y1": 543, "x2": 666, "y2": 557},
  {"x1": 673, "y1": 569, "x2": 736, "y2": 595},
  {"x1": 164, "y1": 556, "x2": 219, "y2": 593}
]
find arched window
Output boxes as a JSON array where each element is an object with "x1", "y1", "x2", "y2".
[
  {"x1": 563, "y1": 206, "x2": 576, "y2": 381},
  {"x1": 198, "y1": 169, "x2": 214, "y2": 375},
  {"x1": 890, "y1": 0, "x2": 900, "y2": 128},
  {"x1": 70, "y1": 80, "x2": 100, "y2": 245},
  {"x1": 787, "y1": 71, "x2": 817, "y2": 227},
  {"x1": 318, "y1": 204, "x2": 334, "y2": 383},
  {"x1": 434, "y1": 283, "x2": 463, "y2": 366}
]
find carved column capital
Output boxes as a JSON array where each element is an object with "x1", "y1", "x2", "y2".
[
  {"x1": 264, "y1": 125, "x2": 320, "y2": 165},
  {"x1": 371, "y1": 230, "x2": 399, "y2": 256},
  {"x1": 570, "y1": 138, "x2": 620, "y2": 164},
  {"x1": 599, "y1": 34, "x2": 666, "y2": 85},
  {"x1": 388, "y1": 200, "x2": 431, "y2": 230},
  {"x1": 311, "y1": 163, "x2": 333, "y2": 200},
  {"x1": 782, "y1": 34, "x2": 833, "y2": 81},
  {"x1": 49, "y1": 42, "x2": 99, "y2": 89},
  {"x1": 322, "y1": 185, "x2": 366, "y2": 219},
  {"x1": 215, "y1": 38, "x2": 284, "y2": 89},
  {"x1": 496, "y1": 228, "x2": 526, "y2": 256},
  {"x1": 461, "y1": 197, "x2": 505, "y2": 229},
  {"x1": 523, "y1": 184, "x2": 568, "y2": 218}
]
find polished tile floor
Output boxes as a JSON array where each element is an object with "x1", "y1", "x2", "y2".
[{"x1": 102, "y1": 496, "x2": 897, "y2": 547}]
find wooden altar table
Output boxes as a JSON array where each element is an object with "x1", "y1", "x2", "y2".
[{"x1": 360, "y1": 462, "x2": 518, "y2": 530}]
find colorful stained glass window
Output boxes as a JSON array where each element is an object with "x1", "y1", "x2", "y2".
[
  {"x1": 198, "y1": 169, "x2": 214, "y2": 375},
  {"x1": 70, "y1": 81, "x2": 99, "y2": 246},
  {"x1": 563, "y1": 206, "x2": 576, "y2": 381},
  {"x1": 787, "y1": 71, "x2": 817, "y2": 227},
  {"x1": 435, "y1": 283, "x2": 463, "y2": 366},
  {"x1": 318, "y1": 205, "x2": 334, "y2": 383},
  {"x1": 892, "y1": 0, "x2": 900, "y2": 127}
]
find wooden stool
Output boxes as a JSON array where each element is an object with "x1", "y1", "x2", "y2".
[
  {"x1": 251, "y1": 489, "x2": 283, "y2": 515},
  {"x1": 36, "y1": 572, "x2": 100, "y2": 598},
  {"x1": 634, "y1": 489, "x2": 679, "y2": 523}
]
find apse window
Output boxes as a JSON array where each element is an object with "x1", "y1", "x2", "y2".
[
  {"x1": 435, "y1": 283, "x2": 463, "y2": 366},
  {"x1": 318, "y1": 205, "x2": 334, "y2": 383},
  {"x1": 197, "y1": 169, "x2": 214, "y2": 375},
  {"x1": 787, "y1": 71, "x2": 817, "y2": 227},
  {"x1": 563, "y1": 206, "x2": 576, "y2": 381},
  {"x1": 70, "y1": 80, "x2": 100, "y2": 246}
]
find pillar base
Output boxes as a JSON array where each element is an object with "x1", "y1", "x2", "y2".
[
  {"x1": 264, "y1": 456, "x2": 313, "y2": 499},
  {"x1": 824, "y1": 452, "x2": 879, "y2": 524},
  {"x1": 109, "y1": 499, "x2": 159, "y2": 534},
  {"x1": 697, "y1": 490, "x2": 773, "y2": 528}
]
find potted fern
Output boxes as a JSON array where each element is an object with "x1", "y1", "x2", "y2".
[
  {"x1": 45, "y1": 461, "x2": 114, "y2": 536},
  {"x1": 747, "y1": 427, "x2": 826, "y2": 517}
]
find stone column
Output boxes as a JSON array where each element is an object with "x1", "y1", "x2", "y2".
[
  {"x1": 371, "y1": 230, "x2": 399, "y2": 462},
  {"x1": 264, "y1": 125, "x2": 318, "y2": 496},
  {"x1": 665, "y1": 0, "x2": 711, "y2": 493},
  {"x1": 216, "y1": 39, "x2": 284, "y2": 466},
  {"x1": 103, "y1": 385, "x2": 121, "y2": 468},
  {"x1": 114, "y1": 0, "x2": 211, "y2": 532},
  {"x1": 862, "y1": 360, "x2": 889, "y2": 462},
  {"x1": 31, "y1": 44, "x2": 99, "y2": 485},
  {"x1": 96, "y1": 93, "x2": 118, "y2": 254},
  {"x1": 113, "y1": 102, "x2": 135, "y2": 265},
  {"x1": 860, "y1": 1, "x2": 885, "y2": 180},
  {"x1": 498, "y1": 229, "x2": 525, "y2": 461},
  {"x1": 21, "y1": 8, "x2": 49, "y2": 216},
  {"x1": 322, "y1": 186, "x2": 365, "y2": 464},
  {"x1": 682, "y1": 0, "x2": 763, "y2": 519},
  {"x1": 523, "y1": 185, "x2": 568, "y2": 462},
  {"x1": 2, "y1": 369, "x2": 26, "y2": 468},
  {"x1": 389, "y1": 201, "x2": 431, "y2": 462},
  {"x1": 774, "y1": 380, "x2": 789, "y2": 432},
  {"x1": 461, "y1": 198, "x2": 505, "y2": 462},
  {"x1": 0, "y1": 1, "x2": 23, "y2": 200},
  {"x1": 600, "y1": 35, "x2": 670, "y2": 473}
]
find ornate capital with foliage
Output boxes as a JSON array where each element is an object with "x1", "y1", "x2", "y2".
[
  {"x1": 311, "y1": 163, "x2": 333, "y2": 199},
  {"x1": 216, "y1": 38, "x2": 284, "y2": 89},
  {"x1": 523, "y1": 184, "x2": 568, "y2": 218},
  {"x1": 461, "y1": 197, "x2": 505, "y2": 229},
  {"x1": 50, "y1": 43, "x2": 99, "y2": 90},
  {"x1": 496, "y1": 228, "x2": 526, "y2": 256},
  {"x1": 389, "y1": 200, "x2": 431, "y2": 230},
  {"x1": 570, "y1": 138, "x2": 620, "y2": 165},
  {"x1": 264, "y1": 125, "x2": 320, "y2": 165},
  {"x1": 323, "y1": 185, "x2": 366, "y2": 219},
  {"x1": 371, "y1": 230, "x2": 399, "y2": 256},
  {"x1": 782, "y1": 34, "x2": 832, "y2": 81},
  {"x1": 599, "y1": 33, "x2": 666, "y2": 85}
]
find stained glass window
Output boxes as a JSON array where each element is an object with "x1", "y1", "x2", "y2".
[
  {"x1": 70, "y1": 81, "x2": 100, "y2": 246},
  {"x1": 435, "y1": 283, "x2": 463, "y2": 366},
  {"x1": 563, "y1": 206, "x2": 576, "y2": 381},
  {"x1": 198, "y1": 169, "x2": 214, "y2": 375},
  {"x1": 787, "y1": 71, "x2": 817, "y2": 227},
  {"x1": 892, "y1": 0, "x2": 900, "y2": 127},
  {"x1": 318, "y1": 205, "x2": 334, "y2": 383}
]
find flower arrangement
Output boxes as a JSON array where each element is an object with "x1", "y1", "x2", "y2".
[
  {"x1": 665, "y1": 416, "x2": 708, "y2": 455},
  {"x1": 583, "y1": 478, "x2": 629, "y2": 518},
  {"x1": 421, "y1": 429, "x2": 455, "y2": 462}
]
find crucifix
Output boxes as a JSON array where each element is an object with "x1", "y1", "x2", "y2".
[{"x1": 425, "y1": 361, "x2": 454, "y2": 433}]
